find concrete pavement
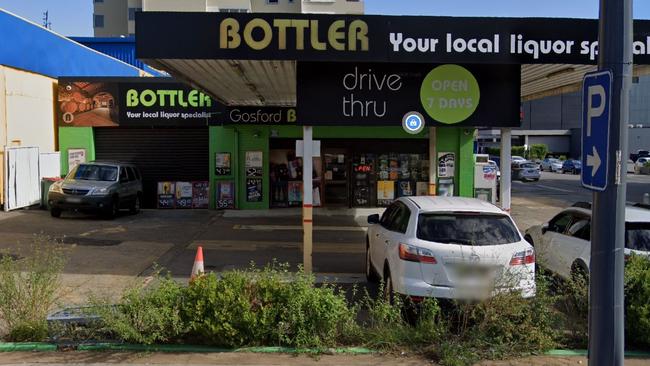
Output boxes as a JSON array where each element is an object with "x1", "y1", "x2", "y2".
[{"x1": 1, "y1": 351, "x2": 649, "y2": 366}]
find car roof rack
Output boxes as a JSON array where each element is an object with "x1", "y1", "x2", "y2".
[{"x1": 572, "y1": 202, "x2": 592, "y2": 209}]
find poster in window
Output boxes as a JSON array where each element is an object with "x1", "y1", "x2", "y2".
[
  {"x1": 377, "y1": 181, "x2": 395, "y2": 206},
  {"x1": 438, "y1": 152, "x2": 456, "y2": 178},
  {"x1": 157, "y1": 181, "x2": 175, "y2": 209},
  {"x1": 397, "y1": 180, "x2": 415, "y2": 197},
  {"x1": 245, "y1": 151, "x2": 263, "y2": 177},
  {"x1": 216, "y1": 181, "x2": 235, "y2": 209},
  {"x1": 287, "y1": 181, "x2": 302, "y2": 205},
  {"x1": 416, "y1": 182, "x2": 429, "y2": 196},
  {"x1": 246, "y1": 178, "x2": 263, "y2": 202},
  {"x1": 192, "y1": 181, "x2": 209, "y2": 208},
  {"x1": 175, "y1": 181, "x2": 193, "y2": 209},
  {"x1": 68, "y1": 148, "x2": 86, "y2": 171},
  {"x1": 215, "y1": 152, "x2": 231, "y2": 176}
]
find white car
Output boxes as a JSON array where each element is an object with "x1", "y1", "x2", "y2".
[
  {"x1": 634, "y1": 157, "x2": 650, "y2": 174},
  {"x1": 512, "y1": 156, "x2": 527, "y2": 163},
  {"x1": 488, "y1": 160, "x2": 501, "y2": 179},
  {"x1": 525, "y1": 202, "x2": 650, "y2": 279},
  {"x1": 366, "y1": 197, "x2": 536, "y2": 301}
]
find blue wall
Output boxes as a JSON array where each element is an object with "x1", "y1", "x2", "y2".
[
  {"x1": 0, "y1": 9, "x2": 142, "y2": 78},
  {"x1": 71, "y1": 37, "x2": 168, "y2": 77}
]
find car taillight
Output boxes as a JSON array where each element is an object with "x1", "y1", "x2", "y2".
[
  {"x1": 510, "y1": 248, "x2": 535, "y2": 266},
  {"x1": 398, "y1": 243, "x2": 437, "y2": 264}
]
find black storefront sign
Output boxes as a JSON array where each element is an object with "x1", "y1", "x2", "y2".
[
  {"x1": 58, "y1": 78, "x2": 222, "y2": 127},
  {"x1": 219, "y1": 106, "x2": 297, "y2": 125},
  {"x1": 136, "y1": 12, "x2": 650, "y2": 65},
  {"x1": 297, "y1": 62, "x2": 520, "y2": 127}
]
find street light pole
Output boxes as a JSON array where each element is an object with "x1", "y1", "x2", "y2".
[{"x1": 589, "y1": 0, "x2": 632, "y2": 364}]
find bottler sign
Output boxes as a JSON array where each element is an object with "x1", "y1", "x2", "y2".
[
  {"x1": 136, "y1": 12, "x2": 650, "y2": 64},
  {"x1": 57, "y1": 78, "x2": 222, "y2": 127}
]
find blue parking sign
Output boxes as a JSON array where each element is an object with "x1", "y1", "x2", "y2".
[{"x1": 581, "y1": 71, "x2": 612, "y2": 191}]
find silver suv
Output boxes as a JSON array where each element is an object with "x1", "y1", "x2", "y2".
[{"x1": 48, "y1": 161, "x2": 143, "y2": 219}]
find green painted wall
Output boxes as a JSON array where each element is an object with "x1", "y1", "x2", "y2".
[
  {"x1": 58, "y1": 127, "x2": 95, "y2": 175},
  {"x1": 435, "y1": 127, "x2": 475, "y2": 197}
]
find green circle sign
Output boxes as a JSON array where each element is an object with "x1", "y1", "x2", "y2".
[{"x1": 420, "y1": 64, "x2": 480, "y2": 124}]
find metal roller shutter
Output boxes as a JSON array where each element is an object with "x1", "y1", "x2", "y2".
[{"x1": 94, "y1": 128, "x2": 209, "y2": 208}]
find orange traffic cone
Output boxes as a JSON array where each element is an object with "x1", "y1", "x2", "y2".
[{"x1": 190, "y1": 246, "x2": 204, "y2": 281}]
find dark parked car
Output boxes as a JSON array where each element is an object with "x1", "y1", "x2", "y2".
[
  {"x1": 561, "y1": 159, "x2": 582, "y2": 174},
  {"x1": 48, "y1": 161, "x2": 143, "y2": 218}
]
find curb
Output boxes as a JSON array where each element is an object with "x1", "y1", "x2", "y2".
[
  {"x1": 0, "y1": 342, "x2": 57, "y2": 352},
  {"x1": 0, "y1": 342, "x2": 372, "y2": 354},
  {"x1": 546, "y1": 349, "x2": 650, "y2": 358}
]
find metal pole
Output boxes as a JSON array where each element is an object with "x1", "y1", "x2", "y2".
[
  {"x1": 302, "y1": 126, "x2": 313, "y2": 274},
  {"x1": 429, "y1": 127, "x2": 437, "y2": 195},
  {"x1": 589, "y1": 0, "x2": 632, "y2": 364},
  {"x1": 500, "y1": 128, "x2": 512, "y2": 211}
]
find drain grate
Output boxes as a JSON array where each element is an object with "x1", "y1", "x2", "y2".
[{"x1": 60, "y1": 237, "x2": 122, "y2": 247}]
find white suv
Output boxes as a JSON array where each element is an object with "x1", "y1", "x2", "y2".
[
  {"x1": 366, "y1": 197, "x2": 536, "y2": 301},
  {"x1": 524, "y1": 202, "x2": 650, "y2": 279}
]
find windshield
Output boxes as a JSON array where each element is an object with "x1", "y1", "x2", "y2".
[
  {"x1": 417, "y1": 213, "x2": 521, "y2": 246},
  {"x1": 70, "y1": 164, "x2": 118, "y2": 181},
  {"x1": 521, "y1": 163, "x2": 537, "y2": 169},
  {"x1": 626, "y1": 222, "x2": 650, "y2": 252}
]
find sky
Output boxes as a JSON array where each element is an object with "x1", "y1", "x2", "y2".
[{"x1": 0, "y1": 0, "x2": 648, "y2": 37}]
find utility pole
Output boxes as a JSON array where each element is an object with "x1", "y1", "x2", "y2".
[
  {"x1": 589, "y1": 0, "x2": 632, "y2": 364},
  {"x1": 42, "y1": 10, "x2": 52, "y2": 29}
]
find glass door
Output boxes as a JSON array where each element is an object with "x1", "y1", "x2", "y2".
[{"x1": 322, "y1": 150, "x2": 349, "y2": 206}]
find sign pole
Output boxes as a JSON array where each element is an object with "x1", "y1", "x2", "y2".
[
  {"x1": 589, "y1": 0, "x2": 632, "y2": 364},
  {"x1": 500, "y1": 128, "x2": 511, "y2": 211},
  {"x1": 302, "y1": 126, "x2": 313, "y2": 274}
]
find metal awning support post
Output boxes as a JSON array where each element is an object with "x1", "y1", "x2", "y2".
[
  {"x1": 302, "y1": 126, "x2": 313, "y2": 274},
  {"x1": 429, "y1": 127, "x2": 437, "y2": 195},
  {"x1": 500, "y1": 128, "x2": 512, "y2": 211}
]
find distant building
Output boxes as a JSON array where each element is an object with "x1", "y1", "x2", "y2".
[{"x1": 93, "y1": 0, "x2": 364, "y2": 37}]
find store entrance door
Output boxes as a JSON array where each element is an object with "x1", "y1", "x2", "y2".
[{"x1": 322, "y1": 150, "x2": 349, "y2": 206}]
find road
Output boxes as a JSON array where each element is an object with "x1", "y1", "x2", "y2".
[{"x1": 511, "y1": 171, "x2": 650, "y2": 207}]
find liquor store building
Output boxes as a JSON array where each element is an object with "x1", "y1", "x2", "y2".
[{"x1": 58, "y1": 12, "x2": 650, "y2": 210}]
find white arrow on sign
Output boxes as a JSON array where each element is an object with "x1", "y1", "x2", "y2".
[{"x1": 587, "y1": 146, "x2": 602, "y2": 177}]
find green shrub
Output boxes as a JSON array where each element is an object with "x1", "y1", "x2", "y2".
[
  {"x1": 0, "y1": 235, "x2": 66, "y2": 341},
  {"x1": 511, "y1": 146, "x2": 526, "y2": 158},
  {"x1": 554, "y1": 272, "x2": 589, "y2": 347},
  {"x1": 624, "y1": 255, "x2": 650, "y2": 349},
  {"x1": 94, "y1": 275, "x2": 186, "y2": 345},
  {"x1": 486, "y1": 147, "x2": 500, "y2": 156},
  {"x1": 529, "y1": 144, "x2": 549, "y2": 160},
  {"x1": 182, "y1": 265, "x2": 355, "y2": 348}
]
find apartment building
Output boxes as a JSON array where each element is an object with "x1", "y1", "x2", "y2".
[{"x1": 93, "y1": 0, "x2": 364, "y2": 37}]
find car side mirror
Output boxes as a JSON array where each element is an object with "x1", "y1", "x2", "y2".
[
  {"x1": 367, "y1": 214, "x2": 380, "y2": 225},
  {"x1": 541, "y1": 223, "x2": 549, "y2": 234}
]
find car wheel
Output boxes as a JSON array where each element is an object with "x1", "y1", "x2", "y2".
[
  {"x1": 571, "y1": 261, "x2": 590, "y2": 284},
  {"x1": 533, "y1": 178, "x2": 539, "y2": 182},
  {"x1": 365, "y1": 239, "x2": 379, "y2": 283},
  {"x1": 572, "y1": 168, "x2": 576, "y2": 175},
  {"x1": 383, "y1": 267, "x2": 395, "y2": 304},
  {"x1": 130, "y1": 194, "x2": 141, "y2": 215},
  {"x1": 50, "y1": 208, "x2": 62, "y2": 218},
  {"x1": 104, "y1": 197, "x2": 119, "y2": 219}
]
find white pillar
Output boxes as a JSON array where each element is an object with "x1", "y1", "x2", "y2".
[
  {"x1": 428, "y1": 127, "x2": 437, "y2": 195},
  {"x1": 302, "y1": 126, "x2": 313, "y2": 274},
  {"x1": 500, "y1": 128, "x2": 512, "y2": 211}
]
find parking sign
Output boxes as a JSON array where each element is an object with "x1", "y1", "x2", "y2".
[{"x1": 581, "y1": 71, "x2": 612, "y2": 191}]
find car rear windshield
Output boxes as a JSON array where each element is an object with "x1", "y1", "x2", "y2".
[
  {"x1": 416, "y1": 213, "x2": 521, "y2": 246},
  {"x1": 72, "y1": 164, "x2": 118, "y2": 181},
  {"x1": 521, "y1": 163, "x2": 537, "y2": 169},
  {"x1": 626, "y1": 222, "x2": 650, "y2": 252}
]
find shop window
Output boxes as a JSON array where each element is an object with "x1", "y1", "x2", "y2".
[
  {"x1": 128, "y1": 8, "x2": 142, "y2": 21},
  {"x1": 94, "y1": 14, "x2": 104, "y2": 28}
]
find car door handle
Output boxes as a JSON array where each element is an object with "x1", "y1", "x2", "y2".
[{"x1": 375, "y1": 234, "x2": 380, "y2": 238}]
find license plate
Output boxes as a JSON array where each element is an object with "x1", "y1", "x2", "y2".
[{"x1": 67, "y1": 197, "x2": 82, "y2": 203}]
